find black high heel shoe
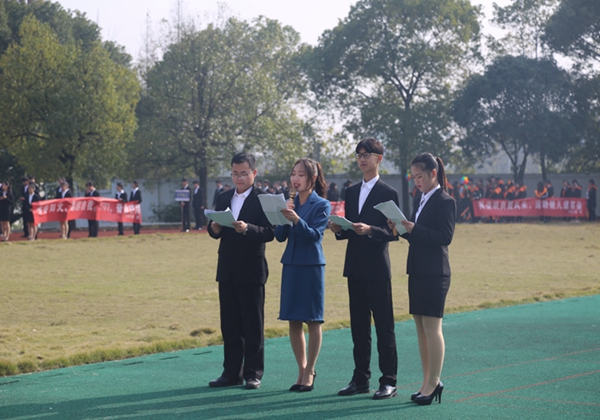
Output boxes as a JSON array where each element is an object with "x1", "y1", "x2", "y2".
[
  {"x1": 410, "y1": 391, "x2": 421, "y2": 401},
  {"x1": 414, "y1": 382, "x2": 443, "y2": 405},
  {"x1": 289, "y1": 384, "x2": 301, "y2": 391},
  {"x1": 298, "y1": 372, "x2": 317, "y2": 392}
]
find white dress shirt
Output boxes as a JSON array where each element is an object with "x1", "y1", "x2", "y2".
[
  {"x1": 358, "y1": 176, "x2": 379, "y2": 214},
  {"x1": 231, "y1": 187, "x2": 252, "y2": 220},
  {"x1": 415, "y1": 185, "x2": 440, "y2": 222}
]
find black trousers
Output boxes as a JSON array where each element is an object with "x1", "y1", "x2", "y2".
[
  {"x1": 347, "y1": 276, "x2": 398, "y2": 386},
  {"x1": 117, "y1": 222, "x2": 124, "y2": 235},
  {"x1": 182, "y1": 204, "x2": 190, "y2": 230},
  {"x1": 88, "y1": 220, "x2": 99, "y2": 237},
  {"x1": 193, "y1": 206, "x2": 203, "y2": 229},
  {"x1": 218, "y1": 281, "x2": 265, "y2": 382},
  {"x1": 133, "y1": 223, "x2": 141, "y2": 234}
]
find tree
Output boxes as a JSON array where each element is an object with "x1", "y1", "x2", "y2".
[
  {"x1": 132, "y1": 16, "x2": 307, "y2": 205},
  {"x1": 544, "y1": 0, "x2": 600, "y2": 62},
  {"x1": 453, "y1": 55, "x2": 577, "y2": 182},
  {"x1": 487, "y1": 0, "x2": 558, "y2": 60},
  {"x1": 0, "y1": 16, "x2": 139, "y2": 186},
  {"x1": 564, "y1": 74, "x2": 600, "y2": 172},
  {"x1": 307, "y1": 0, "x2": 481, "y2": 213}
]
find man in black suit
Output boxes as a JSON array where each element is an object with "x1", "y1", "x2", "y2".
[
  {"x1": 84, "y1": 181, "x2": 100, "y2": 237},
  {"x1": 130, "y1": 180, "x2": 142, "y2": 234},
  {"x1": 192, "y1": 180, "x2": 204, "y2": 230},
  {"x1": 180, "y1": 178, "x2": 191, "y2": 232},
  {"x1": 115, "y1": 182, "x2": 128, "y2": 235},
  {"x1": 329, "y1": 137, "x2": 399, "y2": 400},
  {"x1": 207, "y1": 152, "x2": 274, "y2": 390},
  {"x1": 212, "y1": 179, "x2": 223, "y2": 209}
]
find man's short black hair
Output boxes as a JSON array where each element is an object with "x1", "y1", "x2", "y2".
[
  {"x1": 193, "y1": 180, "x2": 199, "y2": 185},
  {"x1": 231, "y1": 152, "x2": 256, "y2": 170},
  {"x1": 117, "y1": 182, "x2": 123, "y2": 188},
  {"x1": 86, "y1": 181, "x2": 94, "y2": 187},
  {"x1": 355, "y1": 137, "x2": 384, "y2": 155}
]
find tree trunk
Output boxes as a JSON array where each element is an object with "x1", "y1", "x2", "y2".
[{"x1": 540, "y1": 153, "x2": 547, "y2": 182}]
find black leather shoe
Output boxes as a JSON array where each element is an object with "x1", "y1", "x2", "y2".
[
  {"x1": 338, "y1": 381, "x2": 370, "y2": 396},
  {"x1": 208, "y1": 376, "x2": 242, "y2": 388},
  {"x1": 245, "y1": 378, "x2": 261, "y2": 389},
  {"x1": 373, "y1": 385, "x2": 397, "y2": 400},
  {"x1": 411, "y1": 391, "x2": 421, "y2": 401}
]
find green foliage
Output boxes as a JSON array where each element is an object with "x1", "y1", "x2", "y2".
[
  {"x1": 487, "y1": 0, "x2": 558, "y2": 59},
  {"x1": 0, "y1": 15, "x2": 140, "y2": 185},
  {"x1": 544, "y1": 0, "x2": 600, "y2": 62},
  {"x1": 453, "y1": 55, "x2": 578, "y2": 182},
  {"x1": 132, "y1": 16, "x2": 307, "y2": 203},
  {"x1": 150, "y1": 202, "x2": 181, "y2": 223},
  {"x1": 564, "y1": 74, "x2": 600, "y2": 172},
  {"x1": 307, "y1": 0, "x2": 481, "y2": 212}
]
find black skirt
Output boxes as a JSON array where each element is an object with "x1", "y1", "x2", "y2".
[{"x1": 408, "y1": 275, "x2": 451, "y2": 318}]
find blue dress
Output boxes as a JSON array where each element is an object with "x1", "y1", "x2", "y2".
[{"x1": 275, "y1": 191, "x2": 331, "y2": 322}]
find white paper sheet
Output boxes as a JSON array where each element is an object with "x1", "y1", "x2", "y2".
[
  {"x1": 258, "y1": 193, "x2": 292, "y2": 226},
  {"x1": 328, "y1": 214, "x2": 355, "y2": 231},
  {"x1": 204, "y1": 208, "x2": 236, "y2": 227},
  {"x1": 374, "y1": 200, "x2": 408, "y2": 235}
]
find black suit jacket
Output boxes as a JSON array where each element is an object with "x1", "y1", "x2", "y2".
[
  {"x1": 85, "y1": 190, "x2": 100, "y2": 198},
  {"x1": 402, "y1": 188, "x2": 456, "y2": 277},
  {"x1": 208, "y1": 187, "x2": 274, "y2": 284},
  {"x1": 192, "y1": 187, "x2": 203, "y2": 208},
  {"x1": 62, "y1": 190, "x2": 72, "y2": 199},
  {"x1": 213, "y1": 187, "x2": 223, "y2": 208},
  {"x1": 115, "y1": 191, "x2": 128, "y2": 201},
  {"x1": 337, "y1": 179, "x2": 399, "y2": 280},
  {"x1": 130, "y1": 189, "x2": 142, "y2": 203}
]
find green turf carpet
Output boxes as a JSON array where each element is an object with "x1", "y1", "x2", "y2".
[{"x1": 1, "y1": 295, "x2": 599, "y2": 419}]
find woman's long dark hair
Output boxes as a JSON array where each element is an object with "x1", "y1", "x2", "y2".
[
  {"x1": 411, "y1": 153, "x2": 447, "y2": 192},
  {"x1": 292, "y1": 158, "x2": 327, "y2": 198}
]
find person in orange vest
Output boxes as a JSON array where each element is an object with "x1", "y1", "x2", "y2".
[
  {"x1": 535, "y1": 181, "x2": 549, "y2": 223},
  {"x1": 515, "y1": 182, "x2": 527, "y2": 223},
  {"x1": 560, "y1": 180, "x2": 572, "y2": 221},
  {"x1": 504, "y1": 181, "x2": 516, "y2": 223}
]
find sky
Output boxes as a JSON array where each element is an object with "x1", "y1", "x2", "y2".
[{"x1": 55, "y1": 0, "x2": 511, "y2": 62}]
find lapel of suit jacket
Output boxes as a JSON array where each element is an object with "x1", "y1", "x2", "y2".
[
  {"x1": 359, "y1": 179, "x2": 382, "y2": 219},
  {"x1": 417, "y1": 188, "x2": 443, "y2": 222},
  {"x1": 296, "y1": 191, "x2": 317, "y2": 220},
  {"x1": 237, "y1": 187, "x2": 257, "y2": 220}
]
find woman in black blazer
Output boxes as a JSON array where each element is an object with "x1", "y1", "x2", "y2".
[
  {"x1": 23, "y1": 183, "x2": 40, "y2": 241},
  {"x1": 389, "y1": 153, "x2": 456, "y2": 406},
  {"x1": 0, "y1": 181, "x2": 14, "y2": 241}
]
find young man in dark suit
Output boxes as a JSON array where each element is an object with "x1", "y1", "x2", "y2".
[
  {"x1": 84, "y1": 181, "x2": 100, "y2": 237},
  {"x1": 115, "y1": 182, "x2": 128, "y2": 236},
  {"x1": 329, "y1": 137, "x2": 399, "y2": 400},
  {"x1": 192, "y1": 180, "x2": 204, "y2": 230},
  {"x1": 130, "y1": 180, "x2": 142, "y2": 234},
  {"x1": 207, "y1": 152, "x2": 274, "y2": 390},
  {"x1": 212, "y1": 179, "x2": 223, "y2": 209}
]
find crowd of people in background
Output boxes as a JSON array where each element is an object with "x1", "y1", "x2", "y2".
[
  {"x1": 1, "y1": 173, "x2": 597, "y2": 243},
  {"x1": 0, "y1": 176, "x2": 143, "y2": 242},
  {"x1": 430, "y1": 176, "x2": 597, "y2": 224}
]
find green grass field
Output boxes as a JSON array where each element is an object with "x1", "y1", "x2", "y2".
[{"x1": 1, "y1": 223, "x2": 599, "y2": 376}]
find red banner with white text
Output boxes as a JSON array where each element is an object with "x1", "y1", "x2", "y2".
[
  {"x1": 473, "y1": 197, "x2": 586, "y2": 218},
  {"x1": 32, "y1": 198, "x2": 142, "y2": 224},
  {"x1": 330, "y1": 201, "x2": 345, "y2": 217}
]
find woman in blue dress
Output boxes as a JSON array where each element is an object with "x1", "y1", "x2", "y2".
[{"x1": 276, "y1": 158, "x2": 330, "y2": 392}]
